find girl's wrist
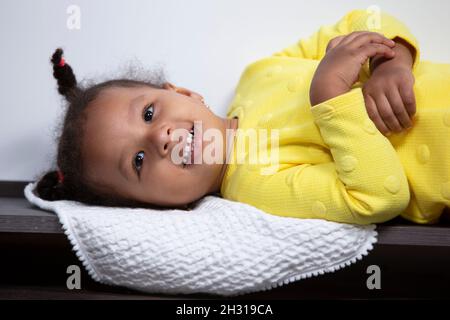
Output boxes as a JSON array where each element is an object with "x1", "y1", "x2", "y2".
[
  {"x1": 310, "y1": 79, "x2": 349, "y2": 106},
  {"x1": 370, "y1": 38, "x2": 414, "y2": 73}
]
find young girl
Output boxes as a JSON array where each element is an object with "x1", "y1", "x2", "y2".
[{"x1": 36, "y1": 9, "x2": 450, "y2": 225}]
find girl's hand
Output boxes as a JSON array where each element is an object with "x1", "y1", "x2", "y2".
[
  {"x1": 362, "y1": 44, "x2": 416, "y2": 136},
  {"x1": 310, "y1": 31, "x2": 396, "y2": 106}
]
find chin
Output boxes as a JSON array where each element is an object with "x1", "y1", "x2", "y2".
[{"x1": 160, "y1": 192, "x2": 204, "y2": 209}]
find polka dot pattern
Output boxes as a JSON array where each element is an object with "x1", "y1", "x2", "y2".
[
  {"x1": 287, "y1": 76, "x2": 303, "y2": 93},
  {"x1": 226, "y1": 55, "x2": 450, "y2": 227},
  {"x1": 318, "y1": 105, "x2": 335, "y2": 121},
  {"x1": 363, "y1": 119, "x2": 377, "y2": 135},
  {"x1": 441, "y1": 181, "x2": 450, "y2": 200},
  {"x1": 266, "y1": 65, "x2": 283, "y2": 77},
  {"x1": 258, "y1": 113, "x2": 273, "y2": 127},
  {"x1": 285, "y1": 173, "x2": 294, "y2": 186},
  {"x1": 384, "y1": 175, "x2": 401, "y2": 194},
  {"x1": 416, "y1": 144, "x2": 430, "y2": 164},
  {"x1": 340, "y1": 155, "x2": 358, "y2": 173},
  {"x1": 240, "y1": 100, "x2": 253, "y2": 108},
  {"x1": 312, "y1": 201, "x2": 327, "y2": 216},
  {"x1": 443, "y1": 111, "x2": 450, "y2": 127}
]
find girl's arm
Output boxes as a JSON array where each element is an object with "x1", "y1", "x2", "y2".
[
  {"x1": 227, "y1": 88, "x2": 411, "y2": 225},
  {"x1": 272, "y1": 9, "x2": 420, "y2": 73}
]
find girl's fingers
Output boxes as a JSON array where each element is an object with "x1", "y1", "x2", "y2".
[
  {"x1": 364, "y1": 93, "x2": 391, "y2": 136},
  {"x1": 341, "y1": 31, "x2": 372, "y2": 45},
  {"x1": 386, "y1": 88, "x2": 413, "y2": 129},
  {"x1": 345, "y1": 32, "x2": 395, "y2": 49},
  {"x1": 375, "y1": 94, "x2": 404, "y2": 133},
  {"x1": 326, "y1": 36, "x2": 345, "y2": 52},
  {"x1": 398, "y1": 81, "x2": 417, "y2": 119},
  {"x1": 359, "y1": 43, "x2": 396, "y2": 60}
]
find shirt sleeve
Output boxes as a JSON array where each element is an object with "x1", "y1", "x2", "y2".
[
  {"x1": 272, "y1": 9, "x2": 420, "y2": 73},
  {"x1": 231, "y1": 88, "x2": 411, "y2": 225}
]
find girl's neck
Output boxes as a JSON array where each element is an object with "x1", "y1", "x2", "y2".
[{"x1": 210, "y1": 116, "x2": 239, "y2": 194}]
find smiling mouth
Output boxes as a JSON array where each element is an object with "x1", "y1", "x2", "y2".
[{"x1": 182, "y1": 126, "x2": 195, "y2": 165}]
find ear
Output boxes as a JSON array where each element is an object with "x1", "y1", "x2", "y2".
[{"x1": 163, "y1": 82, "x2": 204, "y2": 103}]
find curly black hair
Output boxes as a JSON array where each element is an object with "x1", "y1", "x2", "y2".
[{"x1": 35, "y1": 48, "x2": 177, "y2": 209}]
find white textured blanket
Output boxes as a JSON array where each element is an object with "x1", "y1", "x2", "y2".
[{"x1": 24, "y1": 182, "x2": 377, "y2": 296}]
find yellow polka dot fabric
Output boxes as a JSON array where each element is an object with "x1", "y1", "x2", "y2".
[
  {"x1": 393, "y1": 61, "x2": 450, "y2": 223},
  {"x1": 220, "y1": 9, "x2": 450, "y2": 225}
]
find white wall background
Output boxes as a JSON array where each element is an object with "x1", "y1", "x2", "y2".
[{"x1": 1, "y1": 0, "x2": 449, "y2": 181}]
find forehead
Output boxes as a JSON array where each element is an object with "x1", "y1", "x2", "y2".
[{"x1": 94, "y1": 85, "x2": 159, "y2": 105}]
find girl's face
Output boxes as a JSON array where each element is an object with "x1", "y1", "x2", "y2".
[{"x1": 81, "y1": 83, "x2": 238, "y2": 207}]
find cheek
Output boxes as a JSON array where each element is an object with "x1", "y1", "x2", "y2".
[
  {"x1": 150, "y1": 163, "x2": 193, "y2": 192},
  {"x1": 153, "y1": 172, "x2": 202, "y2": 205}
]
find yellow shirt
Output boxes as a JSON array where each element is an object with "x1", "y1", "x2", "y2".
[{"x1": 220, "y1": 9, "x2": 450, "y2": 225}]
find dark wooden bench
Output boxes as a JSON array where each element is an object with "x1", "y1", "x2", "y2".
[{"x1": 1, "y1": 181, "x2": 450, "y2": 299}]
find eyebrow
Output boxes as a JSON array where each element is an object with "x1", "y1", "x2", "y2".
[{"x1": 119, "y1": 94, "x2": 146, "y2": 182}]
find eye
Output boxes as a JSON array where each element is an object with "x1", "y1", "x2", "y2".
[
  {"x1": 143, "y1": 104, "x2": 154, "y2": 122},
  {"x1": 134, "y1": 151, "x2": 145, "y2": 175}
]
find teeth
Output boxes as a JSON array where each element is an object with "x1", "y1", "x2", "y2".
[{"x1": 182, "y1": 131, "x2": 194, "y2": 165}]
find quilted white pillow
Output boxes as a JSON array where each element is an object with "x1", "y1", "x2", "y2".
[{"x1": 24, "y1": 182, "x2": 377, "y2": 296}]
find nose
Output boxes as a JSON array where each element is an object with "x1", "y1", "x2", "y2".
[{"x1": 147, "y1": 124, "x2": 174, "y2": 158}]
